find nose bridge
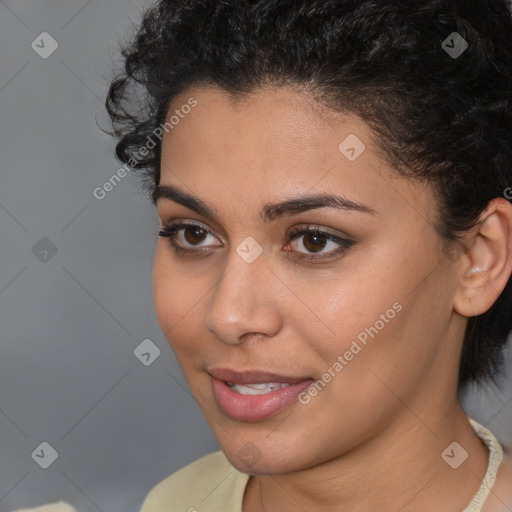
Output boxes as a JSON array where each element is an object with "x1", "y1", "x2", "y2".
[{"x1": 205, "y1": 242, "x2": 281, "y2": 343}]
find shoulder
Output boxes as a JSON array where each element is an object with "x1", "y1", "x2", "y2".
[
  {"x1": 9, "y1": 502, "x2": 77, "y2": 512},
  {"x1": 139, "y1": 450, "x2": 250, "y2": 512}
]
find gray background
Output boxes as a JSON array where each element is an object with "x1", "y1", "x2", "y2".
[{"x1": 0, "y1": 1, "x2": 510, "y2": 511}]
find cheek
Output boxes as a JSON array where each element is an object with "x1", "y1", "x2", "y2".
[
  {"x1": 310, "y1": 272, "x2": 449, "y2": 417},
  {"x1": 296, "y1": 262, "x2": 423, "y2": 404},
  {"x1": 152, "y1": 251, "x2": 193, "y2": 339},
  {"x1": 152, "y1": 250, "x2": 212, "y2": 361},
  {"x1": 152, "y1": 252, "x2": 175, "y2": 331},
  {"x1": 304, "y1": 269, "x2": 402, "y2": 350}
]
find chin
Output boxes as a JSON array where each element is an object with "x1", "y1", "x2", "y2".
[
  {"x1": 226, "y1": 452, "x2": 300, "y2": 476},
  {"x1": 219, "y1": 436, "x2": 318, "y2": 476}
]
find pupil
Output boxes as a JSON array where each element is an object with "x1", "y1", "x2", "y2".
[
  {"x1": 304, "y1": 232, "x2": 326, "y2": 253},
  {"x1": 185, "y1": 227, "x2": 206, "y2": 245}
]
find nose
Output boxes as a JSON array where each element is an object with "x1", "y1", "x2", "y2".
[{"x1": 204, "y1": 246, "x2": 283, "y2": 345}]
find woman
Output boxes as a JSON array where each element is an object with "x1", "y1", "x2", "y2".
[{"x1": 105, "y1": 0, "x2": 512, "y2": 510}]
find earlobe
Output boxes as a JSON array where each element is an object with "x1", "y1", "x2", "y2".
[{"x1": 453, "y1": 198, "x2": 512, "y2": 318}]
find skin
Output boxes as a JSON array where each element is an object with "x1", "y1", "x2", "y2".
[{"x1": 152, "y1": 85, "x2": 512, "y2": 512}]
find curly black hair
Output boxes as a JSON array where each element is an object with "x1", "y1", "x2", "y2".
[{"x1": 104, "y1": 0, "x2": 512, "y2": 392}]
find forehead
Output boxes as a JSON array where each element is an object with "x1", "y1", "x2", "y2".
[
  {"x1": 164, "y1": 84, "x2": 368, "y2": 154},
  {"x1": 161, "y1": 85, "x2": 376, "y2": 183},
  {"x1": 158, "y1": 85, "x2": 436, "y2": 231}
]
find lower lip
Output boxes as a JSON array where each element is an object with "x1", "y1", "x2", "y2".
[{"x1": 211, "y1": 377, "x2": 313, "y2": 421}]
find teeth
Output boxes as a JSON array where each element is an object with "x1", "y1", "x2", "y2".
[
  {"x1": 244, "y1": 383, "x2": 272, "y2": 389},
  {"x1": 229, "y1": 382, "x2": 291, "y2": 395}
]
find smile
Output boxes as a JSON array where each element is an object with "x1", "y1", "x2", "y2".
[
  {"x1": 226, "y1": 382, "x2": 292, "y2": 395},
  {"x1": 209, "y1": 368, "x2": 314, "y2": 421}
]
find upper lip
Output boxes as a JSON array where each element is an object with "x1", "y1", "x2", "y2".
[{"x1": 208, "y1": 367, "x2": 312, "y2": 385}]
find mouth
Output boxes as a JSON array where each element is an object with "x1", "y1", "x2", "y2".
[{"x1": 208, "y1": 368, "x2": 314, "y2": 421}]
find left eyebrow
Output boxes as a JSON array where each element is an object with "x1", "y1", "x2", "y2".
[{"x1": 152, "y1": 184, "x2": 378, "y2": 223}]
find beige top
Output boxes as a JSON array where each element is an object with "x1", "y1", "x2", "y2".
[
  {"x1": 463, "y1": 417, "x2": 504, "y2": 512},
  {"x1": 10, "y1": 502, "x2": 77, "y2": 512},
  {"x1": 139, "y1": 416, "x2": 504, "y2": 512}
]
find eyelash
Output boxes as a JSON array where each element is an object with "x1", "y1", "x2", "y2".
[{"x1": 158, "y1": 221, "x2": 354, "y2": 262}]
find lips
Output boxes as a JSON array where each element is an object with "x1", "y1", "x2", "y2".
[{"x1": 208, "y1": 367, "x2": 314, "y2": 421}]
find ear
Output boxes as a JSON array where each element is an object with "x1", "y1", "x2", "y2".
[{"x1": 453, "y1": 197, "x2": 512, "y2": 318}]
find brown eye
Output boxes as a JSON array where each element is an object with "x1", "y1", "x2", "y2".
[
  {"x1": 301, "y1": 231, "x2": 329, "y2": 253},
  {"x1": 182, "y1": 225, "x2": 208, "y2": 245},
  {"x1": 158, "y1": 221, "x2": 221, "y2": 254},
  {"x1": 286, "y1": 225, "x2": 354, "y2": 261}
]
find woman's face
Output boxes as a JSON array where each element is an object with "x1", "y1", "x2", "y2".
[{"x1": 152, "y1": 85, "x2": 465, "y2": 474}]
